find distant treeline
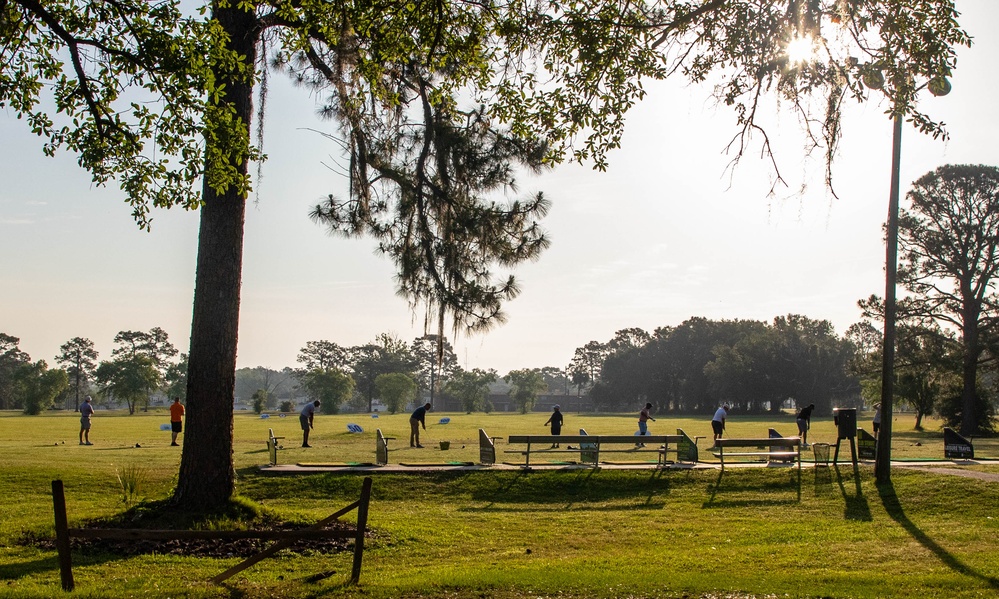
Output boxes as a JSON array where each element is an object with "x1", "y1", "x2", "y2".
[{"x1": 567, "y1": 315, "x2": 859, "y2": 417}]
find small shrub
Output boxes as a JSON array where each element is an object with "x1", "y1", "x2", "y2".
[
  {"x1": 251, "y1": 389, "x2": 269, "y2": 414},
  {"x1": 114, "y1": 463, "x2": 146, "y2": 507}
]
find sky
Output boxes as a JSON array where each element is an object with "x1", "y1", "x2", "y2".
[{"x1": 3, "y1": 1, "x2": 999, "y2": 375}]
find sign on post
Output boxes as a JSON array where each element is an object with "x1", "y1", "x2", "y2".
[
  {"x1": 676, "y1": 429, "x2": 699, "y2": 463},
  {"x1": 857, "y1": 428, "x2": 877, "y2": 460},
  {"x1": 944, "y1": 427, "x2": 974, "y2": 459},
  {"x1": 579, "y1": 429, "x2": 599, "y2": 464}
]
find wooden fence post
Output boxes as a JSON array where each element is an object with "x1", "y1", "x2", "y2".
[
  {"x1": 350, "y1": 477, "x2": 373, "y2": 584},
  {"x1": 51, "y1": 480, "x2": 75, "y2": 592}
]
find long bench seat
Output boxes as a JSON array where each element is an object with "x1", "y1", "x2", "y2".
[
  {"x1": 711, "y1": 436, "x2": 802, "y2": 471},
  {"x1": 500, "y1": 430, "x2": 704, "y2": 468}
]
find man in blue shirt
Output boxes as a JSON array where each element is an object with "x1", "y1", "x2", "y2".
[
  {"x1": 410, "y1": 402, "x2": 432, "y2": 448},
  {"x1": 79, "y1": 396, "x2": 95, "y2": 445}
]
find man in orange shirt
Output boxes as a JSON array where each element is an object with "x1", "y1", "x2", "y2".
[{"x1": 169, "y1": 397, "x2": 185, "y2": 446}]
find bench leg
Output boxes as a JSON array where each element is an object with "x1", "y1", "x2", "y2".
[{"x1": 796, "y1": 451, "x2": 802, "y2": 501}]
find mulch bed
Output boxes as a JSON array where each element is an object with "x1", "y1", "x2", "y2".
[{"x1": 27, "y1": 520, "x2": 362, "y2": 558}]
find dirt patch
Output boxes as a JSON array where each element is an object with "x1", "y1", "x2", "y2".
[{"x1": 27, "y1": 521, "x2": 363, "y2": 558}]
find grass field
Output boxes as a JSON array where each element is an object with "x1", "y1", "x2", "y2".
[{"x1": 1, "y1": 408, "x2": 998, "y2": 598}]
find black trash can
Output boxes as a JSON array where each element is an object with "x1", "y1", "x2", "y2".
[{"x1": 833, "y1": 408, "x2": 857, "y2": 439}]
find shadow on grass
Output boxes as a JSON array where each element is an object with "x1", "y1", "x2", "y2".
[
  {"x1": 878, "y1": 480, "x2": 999, "y2": 590},
  {"x1": 457, "y1": 468, "x2": 533, "y2": 510},
  {"x1": 703, "y1": 466, "x2": 801, "y2": 507},
  {"x1": 220, "y1": 585, "x2": 249, "y2": 599},
  {"x1": 834, "y1": 463, "x2": 871, "y2": 521},
  {"x1": 238, "y1": 468, "x2": 689, "y2": 507},
  {"x1": 0, "y1": 547, "x2": 122, "y2": 583},
  {"x1": 0, "y1": 554, "x2": 59, "y2": 581},
  {"x1": 299, "y1": 579, "x2": 357, "y2": 599},
  {"x1": 701, "y1": 495, "x2": 802, "y2": 509},
  {"x1": 813, "y1": 464, "x2": 835, "y2": 496},
  {"x1": 461, "y1": 502, "x2": 667, "y2": 513},
  {"x1": 236, "y1": 465, "x2": 261, "y2": 478},
  {"x1": 460, "y1": 468, "x2": 673, "y2": 511}
]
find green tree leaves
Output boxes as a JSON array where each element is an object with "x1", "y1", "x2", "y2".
[
  {"x1": 374, "y1": 372, "x2": 417, "y2": 414},
  {"x1": 505, "y1": 368, "x2": 547, "y2": 414},
  {"x1": 299, "y1": 368, "x2": 355, "y2": 414},
  {"x1": 95, "y1": 354, "x2": 161, "y2": 415},
  {"x1": 0, "y1": 333, "x2": 32, "y2": 410},
  {"x1": 443, "y1": 368, "x2": 497, "y2": 413},
  {"x1": 2, "y1": 0, "x2": 218, "y2": 227},
  {"x1": 896, "y1": 164, "x2": 999, "y2": 435},
  {"x1": 14, "y1": 360, "x2": 69, "y2": 415},
  {"x1": 55, "y1": 337, "x2": 99, "y2": 411}
]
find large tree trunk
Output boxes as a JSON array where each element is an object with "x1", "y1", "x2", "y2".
[
  {"x1": 173, "y1": 3, "x2": 258, "y2": 511},
  {"x1": 174, "y1": 189, "x2": 245, "y2": 509},
  {"x1": 960, "y1": 323, "x2": 979, "y2": 437},
  {"x1": 74, "y1": 367, "x2": 81, "y2": 412}
]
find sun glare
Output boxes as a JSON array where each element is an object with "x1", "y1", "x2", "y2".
[{"x1": 785, "y1": 35, "x2": 815, "y2": 64}]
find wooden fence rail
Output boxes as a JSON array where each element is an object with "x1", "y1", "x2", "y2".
[{"x1": 51, "y1": 477, "x2": 373, "y2": 591}]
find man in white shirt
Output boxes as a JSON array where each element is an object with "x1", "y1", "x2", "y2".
[{"x1": 711, "y1": 405, "x2": 729, "y2": 443}]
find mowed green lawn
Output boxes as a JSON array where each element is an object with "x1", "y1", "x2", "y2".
[{"x1": 1, "y1": 408, "x2": 998, "y2": 599}]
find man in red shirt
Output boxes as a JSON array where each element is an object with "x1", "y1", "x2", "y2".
[
  {"x1": 169, "y1": 397, "x2": 185, "y2": 446},
  {"x1": 637, "y1": 402, "x2": 656, "y2": 447}
]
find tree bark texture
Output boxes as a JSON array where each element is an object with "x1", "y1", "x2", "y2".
[
  {"x1": 174, "y1": 3, "x2": 258, "y2": 510},
  {"x1": 961, "y1": 316, "x2": 979, "y2": 436}
]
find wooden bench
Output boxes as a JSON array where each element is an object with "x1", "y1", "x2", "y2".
[
  {"x1": 267, "y1": 428, "x2": 285, "y2": 466},
  {"x1": 376, "y1": 429, "x2": 394, "y2": 465},
  {"x1": 504, "y1": 432, "x2": 684, "y2": 468},
  {"x1": 768, "y1": 428, "x2": 798, "y2": 464},
  {"x1": 712, "y1": 436, "x2": 802, "y2": 472}
]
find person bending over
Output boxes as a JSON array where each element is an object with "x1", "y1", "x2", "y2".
[
  {"x1": 410, "y1": 402, "x2": 432, "y2": 448},
  {"x1": 300, "y1": 400, "x2": 320, "y2": 447},
  {"x1": 711, "y1": 405, "x2": 729, "y2": 444}
]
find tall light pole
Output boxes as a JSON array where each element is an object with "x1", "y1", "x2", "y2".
[
  {"x1": 779, "y1": 7, "x2": 904, "y2": 481},
  {"x1": 779, "y1": 3, "x2": 953, "y2": 483},
  {"x1": 874, "y1": 76, "x2": 950, "y2": 484},
  {"x1": 875, "y1": 113, "x2": 903, "y2": 484}
]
